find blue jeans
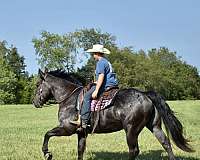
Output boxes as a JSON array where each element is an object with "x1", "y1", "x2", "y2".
[{"x1": 81, "y1": 85, "x2": 104, "y2": 123}]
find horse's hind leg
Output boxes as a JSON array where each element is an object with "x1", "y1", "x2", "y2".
[
  {"x1": 146, "y1": 117, "x2": 176, "y2": 160},
  {"x1": 125, "y1": 125, "x2": 140, "y2": 160},
  {"x1": 42, "y1": 126, "x2": 68, "y2": 160}
]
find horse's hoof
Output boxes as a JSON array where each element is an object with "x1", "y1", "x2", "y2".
[{"x1": 44, "y1": 152, "x2": 52, "y2": 160}]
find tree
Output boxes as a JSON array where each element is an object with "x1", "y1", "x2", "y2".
[
  {"x1": 0, "y1": 46, "x2": 17, "y2": 104},
  {"x1": 6, "y1": 47, "x2": 26, "y2": 78},
  {"x1": 19, "y1": 75, "x2": 37, "y2": 104},
  {"x1": 105, "y1": 46, "x2": 200, "y2": 100},
  {"x1": 32, "y1": 28, "x2": 116, "y2": 72},
  {"x1": 0, "y1": 70, "x2": 17, "y2": 104},
  {"x1": 146, "y1": 47, "x2": 200, "y2": 100},
  {"x1": 0, "y1": 40, "x2": 31, "y2": 104},
  {"x1": 71, "y1": 28, "x2": 116, "y2": 50},
  {"x1": 72, "y1": 28, "x2": 117, "y2": 83},
  {"x1": 30, "y1": 29, "x2": 199, "y2": 100},
  {"x1": 6, "y1": 46, "x2": 28, "y2": 103},
  {"x1": 32, "y1": 31, "x2": 76, "y2": 72}
]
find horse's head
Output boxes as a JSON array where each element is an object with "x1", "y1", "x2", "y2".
[
  {"x1": 33, "y1": 69, "x2": 52, "y2": 108},
  {"x1": 33, "y1": 68, "x2": 82, "y2": 108}
]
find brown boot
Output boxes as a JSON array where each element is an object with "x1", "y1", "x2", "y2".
[{"x1": 70, "y1": 114, "x2": 81, "y2": 126}]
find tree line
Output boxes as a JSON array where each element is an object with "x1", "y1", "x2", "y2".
[
  {"x1": 0, "y1": 41, "x2": 36, "y2": 104},
  {"x1": 0, "y1": 28, "x2": 200, "y2": 104}
]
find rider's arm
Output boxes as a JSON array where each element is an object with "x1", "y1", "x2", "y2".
[{"x1": 95, "y1": 73, "x2": 104, "y2": 92}]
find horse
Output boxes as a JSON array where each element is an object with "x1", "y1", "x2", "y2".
[{"x1": 33, "y1": 69, "x2": 193, "y2": 160}]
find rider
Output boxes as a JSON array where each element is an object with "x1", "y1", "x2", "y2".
[{"x1": 70, "y1": 44, "x2": 118, "y2": 128}]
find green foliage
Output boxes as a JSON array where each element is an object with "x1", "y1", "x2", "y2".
[
  {"x1": 0, "y1": 41, "x2": 33, "y2": 104},
  {"x1": 0, "y1": 42, "x2": 18, "y2": 104},
  {"x1": 6, "y1": 47, "x2": 26, "y2": 78},
  {"x1": 76, "y1": 58, "x2": 96, "y2": 85},
  {"x1": 32, "y1": 31, "x2": 76, "y2": 72},
  {"x1": 73, "y1": 28, "x2": 117, "y2": 83},
  {"x1": 71, "y1": 28, "x2": 116, "y2": 50},
  {"x1": 32, "y1": 28, "x2": 116, "y2": 71},
  {"x1": 0, "y1": 68, "x2": 17, "y2": 104},
  {"x1": 1, "y1": 28, "x2": 199, "y2": 104},
  {"x1": 104, "y1": 46, "x2": 200, "y2": 100},
  {"x1": 18, "y1": 75, "x2": 37, "y2": 104},
  {"x1": 145, "y1": 48, "x2": 200, "y2": 99},
  {"x1": 67, "y1": 29, "x2": 200, "y2": 100},
  {"x1": 32, "y1": 28, "x2": 117, "y2": 84}
]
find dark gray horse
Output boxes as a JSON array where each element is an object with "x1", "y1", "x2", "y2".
[{"x1": 33, "y1": 69, "x2": 193, "y2": 160}]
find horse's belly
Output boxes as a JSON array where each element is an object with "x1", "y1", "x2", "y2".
[
  {"x1": 93, "y1": 124, "x2": 123, "y2": 133},
  {"x1": 90, "y1": 108, "x2": 123, "y2": 133}
]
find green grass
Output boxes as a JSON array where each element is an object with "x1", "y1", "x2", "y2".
[{"x1": 0, "y1": 101, "x2": 199, "y2": 160}]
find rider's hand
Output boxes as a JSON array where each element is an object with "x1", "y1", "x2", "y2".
[{"x1": 92, "y1": 90, "x2": 98, "y2": 99}]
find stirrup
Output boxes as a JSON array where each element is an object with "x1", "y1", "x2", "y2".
[
  {"x1": 82, "y1": 122, "x2": 87, "y2": 129},
  {"x1": 76, "y1": 122, "x2": 89, "y2": 133},
  {"x1": 70, "y1": 114, "x2": 81, "y2": 126}
]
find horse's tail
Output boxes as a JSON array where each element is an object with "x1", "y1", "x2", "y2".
[{"x1": 146, "y1": 91, "x2": 194, "y2": 152}]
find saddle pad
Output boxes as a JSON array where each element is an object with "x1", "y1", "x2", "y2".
[
  {"x1": 90, "y1": 99, "x2": 112, "y2": 112},
  {"x1": 90, "y1": 88, "x2": 118, "y2": 112},
  {"x1": 76, "y1": 86, "x2": 118, "y2": 112}
]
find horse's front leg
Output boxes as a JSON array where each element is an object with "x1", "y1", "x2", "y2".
[
  {"x1": 42, "y1": 126, "x2": 68, "y2": 160},
  {"x1": 77, "y1": 131, "x2": 88, "y2": 160}
]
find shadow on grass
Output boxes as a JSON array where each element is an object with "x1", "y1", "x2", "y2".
[{"x1": 90, "y1": 150, "x2": 199, "y2": 160}]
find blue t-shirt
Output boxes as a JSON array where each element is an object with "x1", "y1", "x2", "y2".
[{"x1": 95, "y1": 57, "x2": 118, "y2": 89}]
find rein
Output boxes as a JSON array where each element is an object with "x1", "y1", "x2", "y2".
[{"x1": 57, "y1": 86, "x2": 83, "y2": 104}]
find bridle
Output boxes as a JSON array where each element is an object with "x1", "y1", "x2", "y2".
[
  {"x1": 56, "y1": 86, "x2": 83, "y2": 104},
  {"x1": 37, "y1": 73, "x2": 83, "y2": 105}
]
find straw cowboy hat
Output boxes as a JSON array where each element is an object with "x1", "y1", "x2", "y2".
[{"x1": 86, "y1": 44, "x2": 110, "y2": 54}]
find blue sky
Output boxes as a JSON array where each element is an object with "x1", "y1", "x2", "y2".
[{"x1": 0, "y1": 0, "x2": 200, "y2": 74}]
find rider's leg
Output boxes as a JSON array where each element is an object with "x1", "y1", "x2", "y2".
[
  {"x1": 70, "y1": 86, "x2": 96, "y2": 127},
  {"x1": 80, "y1": 86, "x2": 96, "y2": 128}
]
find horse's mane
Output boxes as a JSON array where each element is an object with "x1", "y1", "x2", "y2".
[{"x1": 48, "y1": 70, "x2": 82, "y2": 86}]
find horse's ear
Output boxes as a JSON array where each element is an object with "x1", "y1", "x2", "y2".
[{"x1": 38, "y1": 69, "x2": 45, "y2": 80}]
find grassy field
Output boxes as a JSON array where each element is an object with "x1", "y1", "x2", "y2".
[{"x1": 0, "y1": 101, "x2": 199, "y2": 160}]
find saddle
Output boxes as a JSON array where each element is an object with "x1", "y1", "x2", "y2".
[
  {"x1": 77, "y1": 83, "x2": 119, "y2": 112},
  {"x1": 76, "y1": 83, "x2": 119, "y2": 133}
]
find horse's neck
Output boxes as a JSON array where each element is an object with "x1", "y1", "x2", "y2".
[
  {"x1": 59, "y1": 91, "x2": 80, "y2": 111},
  {"x1": 49, "y1": 79, "x2": 78, "y2": 103},
  {"x1": 57, "y1": 84, "x2": 81, "y2": 117}
]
